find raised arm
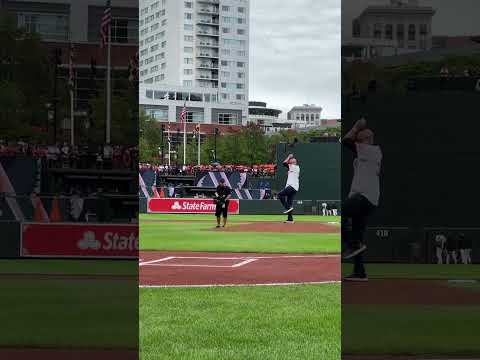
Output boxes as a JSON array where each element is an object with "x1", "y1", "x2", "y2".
[
  {"x1": 342, "y1": 118, "x2": 366, "y2": 152},
  {"x1": 283, "y1": 154, "x2": 293, "y2": 168}
]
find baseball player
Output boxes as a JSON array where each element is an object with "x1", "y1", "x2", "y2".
[
  {"x1": 214, "y1": 178, "x2": 232, "y2": 228},
  {"x1": 435, "y1": 233, "x2": 447, "y2": 264},
  {"x1": 342, "y1": 118, "x2": 382, "y2": 281},
  {"x1": 459, "y1": 232, "x2": 472, "y2": 264},
  {"x1": 277, "y1": 153, "x2": 300, "y2": 223},
  {"x1": 321, "y1": 202, "x2": 328, "y2": 216},
  {"x1": 446, "y1": 233, "x2": 458, "y2": 264}
]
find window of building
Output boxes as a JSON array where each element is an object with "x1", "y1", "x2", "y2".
[
  {"x1": 184, "y1": 57, "x2": 193, "y2": 64},
  {"x1": 222, "y1": 16, "x2": 234, "y2": 23},
  {"x1": 236, "y1": 94, "x2": 245, "y2": 100},
  {"x1": 373, "y1": 23, "x2": 382, "y2": 39},
  {"x1": 184, "y1": 35, "x2": 193, "y2": 42},
  {"x1": 150, "y1": 65, "x2": 159, "y2": 73},
  {"x1": 237, "y1": 50, "x2": 246, "y2": 57},
  {"x1": 222, "y1": 6, "x2": 230, "y2": 11},
  {"x1": 236, "y1": 83, "x2": 244, "y2": 89},
  {"x1": 237, "y1": 29, "x2": 245, "y2": 35},
  {"x1": 420, "y1": 24, "x2": 428, "y2": 36},
  {"x1": 221, "y1": 49, "x2": 231, "y2": 56},
  {"x1": 237, "y1": 18, "x2": 246, "y2": 24},
  {"x1": 221, "y1": 60, "x2": 230, "y2": 66},
  {"x1": 184, "y1": 24, "x2": 193, "y2": 31},
  {"x1": 184, "y1": 1, "x2": 192, "y2": 8},
  {"x1": 221, "y1": 71, "x2": 230, "y2": 78},
  {"x1": 238, "y1": 7, "x2": 245, "y2": 13},
  {"x1": 147, "y1": 108, "x2": 168, "y2": 121},
  {"x1": 161, "y1": 62, "x2": 166, "y2": 69},
  {"x1": 183, "y1": 80, "x2": 193, "y2": 87},
  {"x1": 151, "y1": 23, "x2": 159, "y2": 31},
  {"x1": 184, "y1": 69, "x2": 193, "y2": 75},
  {"x1": 237, "y1": 62, "x2": 245, "y2": 68},
  {"x1": 161, "y1": 41, "x2": 167, "y2": 48},
  {"x1": 237, "y1": 72, "x2": 245, "y2": 79},
  {"x1": 184, "y1": 13, "x2": 192, "y2": 20},
  {"x1": 140, "y1": 49, "x2": 148, "y2": 56},
  {"x1": 187, "y1": 111, "x2": 204, "y2": 123},
  {"x1": 408, "y1": 24, "x2": 416, "y2": 41},
  {"x1": 151, "y1": 44, "x2": 159, "y2": 52},
  {"x1": 385, "y1": 24, "x2": 393, "y2": 40},
  {"x1": 221, "y1": 93, "x2": 229, "y2": 100},
  {"x1": 316, "y1": 114, "x2": 320, "y2": 119},
  {"x1": 161, "y1": 19, "x2": 167, "y2": 26},
  {"x1": 301, "y1": 114, "x2": 305, "y2": 120},
  {"x1": 218, "y1": 113, "x2": 237, "y2": 125},
  {"x1": 222, "y1": 27, "x2": 231, "y2": 33},
  {"x1": 184, "y1": 46, "x2": 193, "y2": 53}
]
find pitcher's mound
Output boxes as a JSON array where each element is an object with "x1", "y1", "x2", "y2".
[{"x1": 215, "y1": 221, "x2": 339, "y2": 234}]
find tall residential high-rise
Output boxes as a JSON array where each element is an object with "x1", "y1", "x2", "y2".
[{"x1": 139, "y1": 0, "x2": 250, "y2": 126}]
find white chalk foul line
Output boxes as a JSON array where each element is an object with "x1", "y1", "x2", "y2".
[
  {"x1": 139, "y1": 257, "x2": 175, "y2": 266},
  {"x1": 139, "y1": 280, "x2": 340, "y2": 288}
]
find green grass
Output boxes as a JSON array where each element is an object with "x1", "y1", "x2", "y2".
[
  {"x1": 342, "y1": 263, "x2": 480, "y2": 280},
  {"x1": 140, "y1": 284, "x2": 340, "y2": 360},
  {"x1": 343, "y1": 305, "x2": 480, "y2": 355},
  {"x1": 140, "y1": 214, "x2": 340, "y2": 254},
  {"x1": 0, "y1": 260, "x2": 137, "y2": 349},
  {"x1": 140, "y1": 214, "x2": 340, "y2": 223}
]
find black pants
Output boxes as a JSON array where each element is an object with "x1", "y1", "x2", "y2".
[
  {"x1": 215, "y1": 201, "x2": 228, "y2": 218},
  {"x1": 342, "y1": 193, "x2": 375, "y2": 276},
  {"x1": 278, "y1": 186, "x2": 297, "y2": 221}
]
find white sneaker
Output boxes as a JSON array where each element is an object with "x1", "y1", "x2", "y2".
[{"x1": 283, "y1": 207, "x2": 294, "y2": 214}]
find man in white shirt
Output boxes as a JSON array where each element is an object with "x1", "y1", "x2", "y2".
[
  {"x1": 342, "y1": 118, "x2": 382, "y2": 281},
  {"x1": 278, "y1": 154, "x2": 300, "y2": 223}
]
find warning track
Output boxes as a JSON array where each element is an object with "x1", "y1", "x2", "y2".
[{"x1": 140, "y1": 251, "x2": 340, "y2": 287}]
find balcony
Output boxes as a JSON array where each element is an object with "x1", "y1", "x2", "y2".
[
  {"x1": 197, "y1": 29, "x2": 220, "y2": 37},
  {"x1": 197, "y1": 0, "x2": 219, "y2": 4},
  {"x1": 197, "y1": 52, "x2": 219, "y2": 59},
  {"x1": 197, "y1": 7, "x2": 219, "y2": 15},
  {"x1": 197, "y1": 63, "x2": 219, "y2": 70},
  {"x1": 197, "y1": 41, "x2": 219, "y2": 48},
  {"x1": 197, "y1": 73, "x2": 219, "y2": 80},
  {"x1": 197, "y1": 18, "x2": 219, "y2": 26}
]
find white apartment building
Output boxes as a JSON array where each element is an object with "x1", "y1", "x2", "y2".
[
  {"x1": 343, "y1": 0, "x2": 435, "y2": 61},
  {"x1": 287, "y1": 104, "x2": 323, "y2": 128},
  {"x1": 139, "y1": 0, "x2": 249, "y2": 125}
]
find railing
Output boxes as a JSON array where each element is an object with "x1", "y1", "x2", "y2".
[{"x1": 198, "y1": 41, "x2": 219, "y2": 47}]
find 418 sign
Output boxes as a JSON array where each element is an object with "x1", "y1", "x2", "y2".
[{"x1": 376, "y1": 229, "x2": 390, "y2": 238}]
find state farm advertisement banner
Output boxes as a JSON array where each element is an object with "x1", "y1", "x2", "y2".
[
  {"x1": 148, "y1": 198, "x2": 240, "y2": 214},
  {"x1": 21, "y1": 223, "x2": 138, "y2": 258}
]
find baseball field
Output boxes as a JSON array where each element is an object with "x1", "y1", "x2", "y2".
[
  {"x1": 342, "y1": 262, "x2": 480, "y2": 359},
  {"x1": 140, "y1": 213, "x2": 341, "y2": 360},
  {"x1": 0, "y1": 259, "x2": 138, "y2": 359}
]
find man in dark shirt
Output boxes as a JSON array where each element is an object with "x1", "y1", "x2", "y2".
[{"x1": 214, "y1": 178, "x2": 232, "y2": 228}]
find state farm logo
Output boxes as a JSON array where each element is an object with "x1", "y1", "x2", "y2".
[
  {"x1": 171, "y1": 201, "x2": 182, "y2": 210},
  {"x1": 77, "y1": 230, "x2": 139, "y2": 251},
  {"x1": 78, "y1": 231, "x2": 101, "y2": 250}
]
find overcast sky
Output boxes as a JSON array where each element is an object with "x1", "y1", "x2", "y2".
[{"x1": 249, "y1": 0, "x2": 341, "y2": 119}]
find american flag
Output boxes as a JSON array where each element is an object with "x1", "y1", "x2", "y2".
[
  {"x1": 68, "y1": 42, "x2": 75, "y2": 91},
  {"x1": 179, "y1": 101, "x2": 187, "y2": 123},
  {"x1": 100, "y1": 0, "x2": 112, "y2": 48},
  {"x1": 128, "y1": 51, "x2": 139, "y2": 83}
]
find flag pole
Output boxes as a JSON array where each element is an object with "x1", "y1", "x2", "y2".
[
  {"x1": 183, "y1": 117, "x2": 187, "y2": 167},
  {"x1": 197, "y1": 124, "x2": 201, "y2": 166},
  {"x1": 167, "y1": 119, "x2": 171, "y2": 166},
  {"x1": 106, "y1": 19, "x2": 112, "y2": 144},
  {"x1": 70, "y1": 89, "x2": 74, "y2": 146}
]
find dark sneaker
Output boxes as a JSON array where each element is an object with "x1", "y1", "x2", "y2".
[
  {"x1": 283, "y1": 207, "x2": 294, "y2": 214},
  {"x1": 343, "y1": 274, "x2": 368, "y2": 282},
  {"x1": 216, "y1": 225, "x2": 221, "y2": 228},
  {"x1": 342, "y1": 243, "x2": 367, "y2": 259}
]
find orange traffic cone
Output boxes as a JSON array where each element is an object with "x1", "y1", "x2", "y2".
[
  {"x1": 33, "y1": 196, "x2": 45, "y2": 222},
  {"x1": 49, "y1": 197, "x2": 62, "y2": 222},
  {"x1": 159, "y1": 187, "x2": 165, "y2": 198}
]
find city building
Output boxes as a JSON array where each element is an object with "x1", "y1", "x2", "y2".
[
  {"x1": 287, "y1": 104, "x2": 323, "y2": 128},
  {"x1": 247, "y1": 101, "x2": 282, "y2": 133},
  {"x1": 139, "y1": 0, "x2": 250, "y2": 125},
  {"x1": 1, "y1": 0, "x2": 138, "y2": 124},
  {"x1": 343, "y1": 0, "x2": 435, "y2": 61}
]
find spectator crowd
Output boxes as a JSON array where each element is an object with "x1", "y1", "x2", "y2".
[
  {"x1": 139, "y1": 163, "x2": 276, "y2": 177},
  {"x1": 0, "y1": 140, "x2": 138, "y2": 170}
]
